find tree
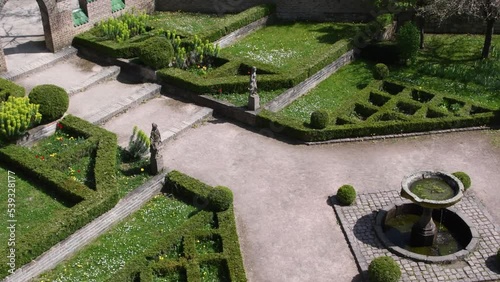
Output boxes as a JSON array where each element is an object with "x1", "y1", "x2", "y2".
[{"x1": 421, "y1": 0, "x2": 500, "y2": 58}]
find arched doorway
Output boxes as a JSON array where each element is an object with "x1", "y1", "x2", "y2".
[{"x1": 0, "y1": 0, "x2": 56, "y2": 72}]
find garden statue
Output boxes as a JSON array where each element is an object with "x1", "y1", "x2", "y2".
[
  {"x1": 248, "y1": 66, "x2": 260, "y2": 111},
  {"x1": 150, "y1": 123, "x2": 164, "y2": 174}
]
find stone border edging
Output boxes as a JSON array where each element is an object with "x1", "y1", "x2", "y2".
[
  {"x1": 264, "y1": 49, "x2": 355, "y2": 112},
  {"x1": 214, "y1": 15, "x2": 274, "y2": 48},
  {"x1": 1, "y1": 47, "x2": 77, "y2": 81},
  {"x1": 305, "y1": 126, "x2": 491, "y2": 145}
]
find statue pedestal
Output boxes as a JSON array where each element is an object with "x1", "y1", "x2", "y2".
[
  {"x1": 248, "y1": 94, "x2": 260, "y2": 111},
  {"x1": 150, "y1": 154, "x2": 164, "y2": 175},
  {"x1": 411, "y1": 207, "x2": 437, "y2": 246}
]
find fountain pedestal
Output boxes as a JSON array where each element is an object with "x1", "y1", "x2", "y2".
[{"x1": 411, "y1": 207, "x2": 437, "y2": 246}]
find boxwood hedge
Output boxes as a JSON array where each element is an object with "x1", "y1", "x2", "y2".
[
  {"x1": 257, "y1": 80, "x2": 499, "y2": 142},
  {"x1": 109, "y1": 171, "x2": 245, "y2": 281},
  {"x1": 0, "y1": 115, "x2": 118, "y2": 279}
]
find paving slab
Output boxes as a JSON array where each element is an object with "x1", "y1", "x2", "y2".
[
  {"x1": 102, "y1": 96, "x2": 212, "y2": 148},
  {"x1": 14, "y1": 56, "x2": 110, "y2": 93},
  {"x1": 68, "y1": 80, "x2": 160, "y2": 124},
  {"x1": 161, "y1": 121, "x2": 500, "y2": 282}
]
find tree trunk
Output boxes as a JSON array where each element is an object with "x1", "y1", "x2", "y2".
[
  {"x1": 418, "y1": 16, "x2": 425, "y2": 49},
  {"x1": 482, "y1": 18, "x2": 495, "y2": 59}
]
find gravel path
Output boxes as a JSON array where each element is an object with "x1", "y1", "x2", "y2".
[{"x1": 161, "y1": 120, "x2": 500, "y2": 282}]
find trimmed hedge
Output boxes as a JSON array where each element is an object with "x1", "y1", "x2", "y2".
[
  {"x1": 196, "y1": 4, "x2": 276, "y2": 42},
  {"x1": 452, "y1": 171, "x2": 471, "y2": 190},
  {"x1": 368, "y1": 256, "x2": 401, "y2": 282},
  {"x1": 29, "y1": 84, "x2": 69, "y2": 124},
  {"x1": 157, "y1": 39, "x2": 351, "y2": 94},
  {"x1": 0, "y1": 78, "x2": 25, "y2": 102},
  {"x1": 110, "y1": 172, "x2": 245, "y2": 282},
  {"x1": 337, "y1": 184, "x2": 356, "y2": 205},
  {"x1": 73, "y1": 32, "x2": 153, "y2": 58},
  {"x1": 0, "y1": 115, "x2": 118, "y2": 279},
  {"x1": 165, "y1": 170, "x2": 233, "y2": 212},
  {"x1": 257, "y1": 80, "x2": 499, "y2": 142}
]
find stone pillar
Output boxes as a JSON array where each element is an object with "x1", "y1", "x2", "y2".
[{"x1": 149, "y1": 123, "x2": 164, "y2": 175}]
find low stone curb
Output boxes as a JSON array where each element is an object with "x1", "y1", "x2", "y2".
[
  {"x1": 215, "y1": 15, "x2": 273, "y2": 48},
  {"x1": 67, "y1": 65, "x2": 120, "y2": 96},
  {"x1": 1, "y1": 47, "x2": 77, "y2": 81},
  {"x1": 3, "y1": 171, "x2": 169, "y2": 282},
  {"x1": 305, "y1": 126, "x2": 490, "y2": 145},
  {"x1": 84, "y1": 83, "x2": 161, "y2": 125}
]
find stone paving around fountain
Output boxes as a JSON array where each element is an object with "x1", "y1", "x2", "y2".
[{"x1": 334, "y1": 190, "x2": 500, "y2": 281}]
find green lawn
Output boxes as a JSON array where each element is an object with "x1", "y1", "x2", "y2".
[
  {"x1": 220, "y1": 22, "x2": 363, "y2": 71},
  {"x1": 390, "y1": 34, "x2": 500, "y2": 108},
  {"x1": 276, "y1": 34, "x2": 500, "y2": 123},
  {"x1": 278, "y1": 60, "x2": 375, "y2": 121},
  {"x1": 37, "y1": 195, "x2": 197, "y2": 282},
  {"x1": 147, "y1": 12, "x2": 234, "y2": 36},
  {"x1": 0, "y1": 166, "x2": 70, "y2": 243}
]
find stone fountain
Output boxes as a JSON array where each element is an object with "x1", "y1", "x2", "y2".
[
  {"x1": 374, "y1": 171, "x2": 479, "y2": 263},
  {"x1": 400, "y1": 171, "x2": 464, "y2": 247}
]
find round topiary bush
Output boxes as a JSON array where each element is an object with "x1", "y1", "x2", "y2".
[
  {"x1": 336, "y1": 184, "x2": 356, "y2": 206},
  {"x1": 310, "y1": 110, "x2": 329, "y2": 129},
  {"x1": 29, "y1": 84, "x2": 69, "y2": 124},
  {"x1": 368, "y1": 256, "x2": 401, "y2": 282},
  {"x1": 139, "y1": 37, "x2": 174, "y2": 69},
  {"x1": 374, "y1": 63, "x2": 389, "y2": 80},
  {"x1": 452, "y1": 171, "x2": 471, "y2": 190},
  {"x1": 207, "y1": 186, "x2": 233, "y2": 212}
]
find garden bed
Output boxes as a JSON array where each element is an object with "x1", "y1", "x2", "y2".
[
  {"x1": 38, "y1": 171, "x2": 246, "y2": 282},
  {"x1": 0, "y1": 115, "x2": 151, "y2": 278}
]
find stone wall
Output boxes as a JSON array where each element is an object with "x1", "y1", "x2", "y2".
[
  {"x1": 49, "y1": 0, "x2": 154, "y2": 51},
  {"x1": 425, "y1": 16, "x2": 500, "y2": 35},
  {"x1": 155, "y1": 0, "x2": 374, "y2": 22}
]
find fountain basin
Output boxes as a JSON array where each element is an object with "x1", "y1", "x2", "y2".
[
  {"x1": 401, "y1": 171, "x2": 464, "y2": 209},
  {"x1": 374, "y1": 203, "x2": 479, "y2": 263}
]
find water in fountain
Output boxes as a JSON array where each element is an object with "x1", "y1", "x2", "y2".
[
  {"x1": 409, "y1": 178, "x2": 454, "y2": 201},
  {"x1": 384, "y1": 211, "x2": 465, "y2": 256}
]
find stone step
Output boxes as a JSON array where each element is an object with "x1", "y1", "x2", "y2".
[
  {"x1": 102, "y1": 96, "x2": 213, "y2": 148},
  {"x1": 68, "y1": 81, "x2": 161, "y2": 125},
  {"x1": 67, "y1": 65, "x2": 120, "y2": 96},
  {"x1": 1, "y1": 46, "x2": 77, "y2": 81}
]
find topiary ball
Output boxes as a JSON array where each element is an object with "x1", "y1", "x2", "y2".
[
  {"x1": 139, "y1": 37, "x2": 174, "y2": 69},
  {"x1": 337, "y1": 184, "x2": 356, "y2": 206},
  {"x1": 452, "y1": 171, "x2": 471, "y2": 190},
  {"x1": 374, "y1": 63, "x2": 389, "y2": 80},
  {"x1": 310, "y1": 110, "x2": 330, "y2": 129},
  {"x1": 368, "y1": 256, "x2": 401, "y2": 282},
  {"x1": 207, "y1": 186, "x2": 233, "y2": 212},
  {"x1": 29, "y1": 84, "x2": 69, "y2": 124}
]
